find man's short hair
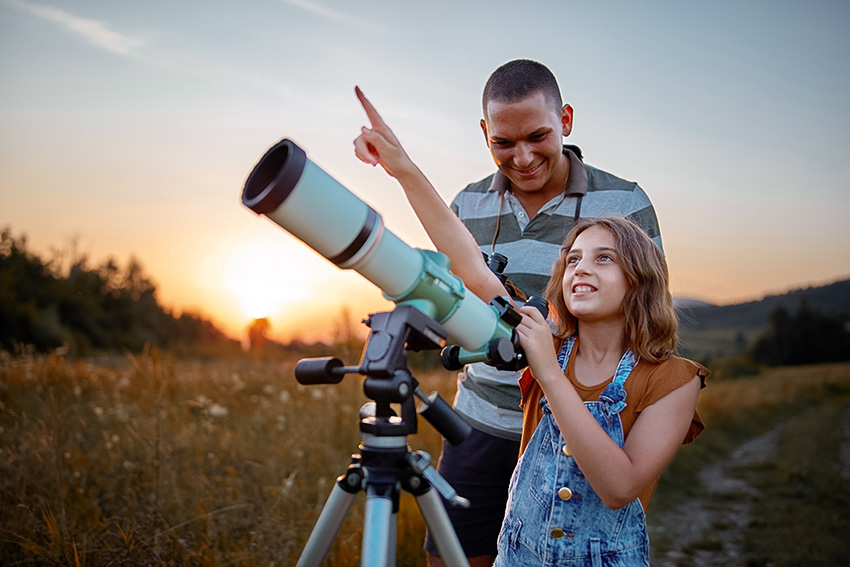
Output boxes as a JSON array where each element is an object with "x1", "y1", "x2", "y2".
[{"x1": 482, "y1": 59, "x2": 563, "y2": 116}]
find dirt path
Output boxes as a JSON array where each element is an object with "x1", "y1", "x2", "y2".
[
  {"x1": 649, "y1": 411, "x2": 784, "y2": 566},
  {"x1": 649, "y1": 430, "x2": 776, "y2": 566},
  {"x1": 650, "y1": 403, "x2": 850, "y2": 566}
]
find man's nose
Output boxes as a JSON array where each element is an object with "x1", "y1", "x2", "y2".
[{"x1": 513, "y1": 143, "x2": 534, "y2": 168}]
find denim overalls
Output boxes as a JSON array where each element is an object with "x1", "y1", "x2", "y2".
[{"x1": 494, "y1": 337, "x2": 650, "y2": 567}]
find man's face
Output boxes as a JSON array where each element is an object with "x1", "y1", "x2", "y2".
[{"x1": 481, "y1": 91, "x2": 572, "y2": 198}]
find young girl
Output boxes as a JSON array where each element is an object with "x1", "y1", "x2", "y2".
[{"x1": 353, "y1": 88, "x2": 708, "y2": 567}]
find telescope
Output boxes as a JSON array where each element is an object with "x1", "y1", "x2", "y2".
[
  {"x1": 241, "y1": 138, "x2": 553, "y2": 566},
  {"x1": 241, "y1": 138, "x2": 544, "y2": 370}
]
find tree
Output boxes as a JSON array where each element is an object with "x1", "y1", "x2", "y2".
[
  {"x1": 0, "y1": 229, "x2": 66, "y2": 350},
  {"x1": 248, "y1": 317, "x2": 270, "y2": 353},
  {"x1": 753, "y1": 301, "x2": 850, "y2": 365},
  {"x1": 1, "y1": 227, "x2": 241, "y2": 356}
]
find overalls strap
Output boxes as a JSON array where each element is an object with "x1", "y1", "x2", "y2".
[{"x1": 546, "y1": 337, "x2": 638, "y2": 416}]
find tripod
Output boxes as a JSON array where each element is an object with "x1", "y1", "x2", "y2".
[{"x1": 294, "y1": 305, "x2": 473, "y2": 567}]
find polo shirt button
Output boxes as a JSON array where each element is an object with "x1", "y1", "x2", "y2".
[
  {"x1": 550, "y1": 527, "x2": 564, "y2": 539},
  {"x1": 558, "y1": 486, "x2": 573, "y2": 500},
  {"x1": 561, "y1": 444, "x2": 572, "y2": 457}
]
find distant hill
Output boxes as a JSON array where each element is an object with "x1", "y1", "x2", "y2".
[
  {"x1": 673, "y1": 297, "x2": 714, "y2": 309},
  {"x1": 677, "y1": 278, "x2": 850, "y2": 331},
  {"x1": 674, "y1": 278, "x2": 850, "y2": 359}
]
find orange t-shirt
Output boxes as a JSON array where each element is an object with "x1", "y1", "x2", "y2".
[{"x1": 518, "y1": 339, "x2": 709, "y2": 510}]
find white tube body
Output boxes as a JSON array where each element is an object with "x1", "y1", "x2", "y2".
[
  {"x1": 263, "y1": 160, "x2": 422, "y2": 297},
  {"x1": 244, "y1": 140, "x2": 508, "y2": 353}
]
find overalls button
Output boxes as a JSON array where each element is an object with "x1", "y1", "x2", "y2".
[
  {"x1": 550, "y1": 528, "x2": 564, "y2": 539},
  {"x1": 561, "y1": 444, "x2": 572, "y2": 457},
  {"x1": 558, "y1": 486, "x2": 573, "y2": 500}
]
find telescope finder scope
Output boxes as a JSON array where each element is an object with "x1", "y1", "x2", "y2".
[{"x1": 241, "y1": 139, "x2": 539, "y2": 368}]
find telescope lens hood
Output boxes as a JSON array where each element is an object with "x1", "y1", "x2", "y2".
[{"x1": 242, "y1": 139, "x2": 307, "y2": 215}]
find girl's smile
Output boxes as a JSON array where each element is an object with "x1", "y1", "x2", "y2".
[{"x1": 572, "y1": 283, "x2": 597, "y2": 294}]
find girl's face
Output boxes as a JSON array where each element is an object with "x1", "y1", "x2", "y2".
[{"x1": 561, "y1": 226, "x2": 629, "y2": 324}]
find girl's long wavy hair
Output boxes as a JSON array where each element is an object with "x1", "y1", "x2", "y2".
[{"x1": 544, "y1": 217, "x2": 678, "y2": 363}]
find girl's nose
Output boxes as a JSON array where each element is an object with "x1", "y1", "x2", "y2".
[{"x1": 574, "y1": 257, "x2": 592, "y2": 275}]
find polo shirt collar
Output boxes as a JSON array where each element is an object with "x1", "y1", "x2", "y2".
[{"x1": 489, "y1": 146, "x2": 587, "y2": 197}]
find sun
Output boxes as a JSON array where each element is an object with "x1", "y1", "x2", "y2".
[{"x1": 221, "y1": 238, "x2": 307, "y2": 320}]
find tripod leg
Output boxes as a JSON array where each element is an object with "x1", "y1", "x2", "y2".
[
  {"x1": 388, "y1": 508, "x2": 398, "y2": 567},
  {"x1": 296, "y1": 483, "x2": 358, "y2": 567},
  {"x1": 361, "y1": 486, "x2": 395, "y2": 567},
  {"x1": 416, "y1": 489, "x2": 470, "y2": 567}
]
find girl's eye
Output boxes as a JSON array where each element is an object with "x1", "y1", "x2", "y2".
[
  {"x1": 598, "y1": 254, "x2": 613, "y2": 262},
  {"x1": 566, "y1": 255, "x2": 580, "y2": 265}
]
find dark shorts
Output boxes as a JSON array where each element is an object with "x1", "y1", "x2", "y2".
[{"x1": 424, "y1": 428, "x2": 520, "y2": 558}]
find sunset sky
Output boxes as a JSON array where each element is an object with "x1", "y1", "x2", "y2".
[{"x1": 2, "y1": 0, "x2": 849, "y2": 344}]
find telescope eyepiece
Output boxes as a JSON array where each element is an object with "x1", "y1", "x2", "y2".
[
  {"x1": 486, "y1": 252, "x2": 509, "y2": 275},
  {"x1": 524, "y1": 295, "x2": 550, "y2": 319}
]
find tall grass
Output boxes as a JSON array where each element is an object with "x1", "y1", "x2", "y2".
[
  {"x1": 0, "y1": 350, "x2": 454, "y2": 566},
  {"x1": 697, "y1": 362, "x2": 850, "y2": 419},
  {"x1": 4, "y1": 351, "x2": 848, "y2": 566}
]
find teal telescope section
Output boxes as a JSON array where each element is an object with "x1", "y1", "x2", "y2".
[{"x1": 241, "y1": 139, "x2": 517, "y2": 357}]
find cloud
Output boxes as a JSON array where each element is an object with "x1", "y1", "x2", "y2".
[
  {"x1": 1, "y1": 0, "x2": 296, "y2": 94},
  {"x1": 3, "y1": 0, "x2": 145, "y2": 56},
  {"x1": 279, "y1": 0, "x2": 372, "y2": 30}
]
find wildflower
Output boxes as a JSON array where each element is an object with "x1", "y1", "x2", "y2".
[
  {"x1": 209, "y1": 403, "x2": 229, "y2": 417},
  {"x1": 281, "y1": 470, "x2": 297, "y2": 496}
]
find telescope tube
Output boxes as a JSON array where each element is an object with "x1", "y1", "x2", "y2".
[{"x1": 241, "y1": 139, "x2": 514, "y2": 354}]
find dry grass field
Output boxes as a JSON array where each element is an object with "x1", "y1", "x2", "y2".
[
  {"x1": 0, "y1": 350, "x2": 452, "y2": 566},
  {"x1": 2, "y1": 351, "x2": 849, "y2": 566}
]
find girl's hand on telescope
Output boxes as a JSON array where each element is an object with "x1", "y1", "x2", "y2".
[
  {"x1": 354, "y1": 86, "x2": 417, "y2": 180},
  {"x1": 516, "y1": 305, "x2": 560, "y2": 381}
]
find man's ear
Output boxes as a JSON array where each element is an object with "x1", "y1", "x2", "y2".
[
  {"x1": 480, "y1": 118, "x2": 490, "y2": 146},
  {"x1": 561, "y1": 104, "x2": 574, "y2": 137}
]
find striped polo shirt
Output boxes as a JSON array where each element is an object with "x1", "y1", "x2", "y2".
[{"x1": 449, "y1": 146, "x2": 663, "y2": 440}]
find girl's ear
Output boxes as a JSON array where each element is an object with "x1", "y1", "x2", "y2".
[{"x1": 561, "y1": 104, "x2": 574, "y2": 137}]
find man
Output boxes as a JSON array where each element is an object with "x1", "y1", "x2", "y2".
[{"x1": 423, "y1": 59, "x2": 662, "y2": 567}]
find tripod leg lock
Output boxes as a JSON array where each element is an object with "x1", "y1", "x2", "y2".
[
  {"x1": 407, "y1": 451, "x2": 470, "y2": 509},
  {"x1": 338, "y1": 464, "x2": 365, "y2": 494}
]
